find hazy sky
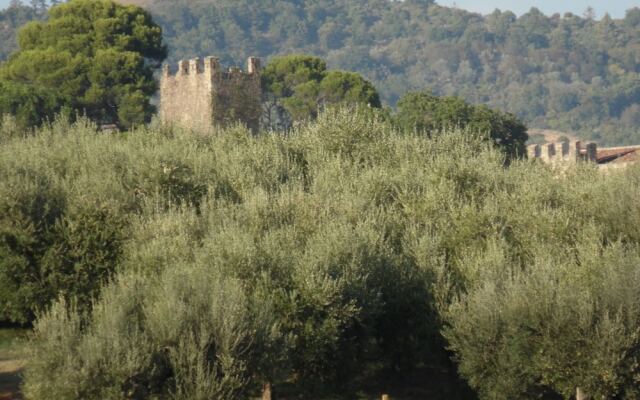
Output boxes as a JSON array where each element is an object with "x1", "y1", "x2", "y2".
[
  {"x1": 437, "y1": 0, "x2": 637, "y2": 18},
  {"x1": 0, "y1": 0, "x2": 637, "y2": 18}
]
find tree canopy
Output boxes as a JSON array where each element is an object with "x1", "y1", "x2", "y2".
[
  {"x1": 0, "y1": 1, "x2": 44, "y2": 61},
  {"x1": 0, "y1": 79, "x2": 64, "y2": 127},
  {"x1": 0, "y1": 0, "x2": 166, "y2": 128},
  {"x1": 262, "y1": 54, "x2": 381, "y2": 130},
  {"x1": 3, "y1": 110, "x2": 640, "y2": 400},
  {"x1": 48, "y1": 0, "x2": 635, "y2": 145},
  {"x1": 1, "y1": 0, "x2": 638, "y2": 142},
  {"x1": 396, "y1": 91, "x2": 528, "y2": 158}
]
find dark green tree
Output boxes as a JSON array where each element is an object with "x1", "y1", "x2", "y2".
[
  {"x1": 0, "y1": 178, "x2": 127, "y2": 324},
  {"x1": 0, "y1": 0, "x2": 166, "y2": 129},
  {"x1": 0, "y1": 79, "x2": 65, "y2": 128},
  {"x1": 0, "y1": 1, "x2": 42, "y2": 60},
  {"x1": 3, "y1": 0, "x2": 640, "y2": 144},
  {"x1": 261, "y1": 55, "x2": 327, "y2": 130},
  {"x1": 261, "y1": 54, "x2": 381, "y2": 130},
  {"x1": 396, "y1": 91, "x2": 528, "y2": 159},
  {"x1": 318, "y1": 70, "x2": 381, "y2": 108}
]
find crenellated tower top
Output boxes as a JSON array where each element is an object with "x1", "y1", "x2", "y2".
[
  {"x1": 162, "y1": 57, "x2": 261, "y2": 79},
  {"x1": 159, "y1": 56, "x2": 262, "y2": 133}
]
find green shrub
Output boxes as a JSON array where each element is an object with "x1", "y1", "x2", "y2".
[
  {"x1": 444, "y1": 235, "x2": 640, "y2": 399},
  {"x1": 0, "y1": 171, "x2": 66, "y2": 322},
  {"x1": 3, "y1": 110, "x2": 639, "y2": 399},
  {"x1": 0, "y1": 114, "x2": 22, "y2": 142},
  {"x1": 0, "y1": 171, "x2": 126, "y2": 323},
  {"x1": 23, "y1": 263, "x2": 282, "y2": 400}
]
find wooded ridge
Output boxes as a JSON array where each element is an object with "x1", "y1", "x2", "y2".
[{"x1": 1, "y1": 0, "x2": 639, "y2": 143}]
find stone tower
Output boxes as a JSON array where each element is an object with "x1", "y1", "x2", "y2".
[{"x1": 160, "y1": 56, "x2": 262, "y2": 132}]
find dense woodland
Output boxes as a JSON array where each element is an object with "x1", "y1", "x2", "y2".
[
  {"x1": 2, "y1": 2, "x2": 640, "y2": 399},
  {"x1": 0, "y1": 2, "x2": 39, "y2": 60},
  {"x1": 3, "y1": 110, "x2": 640, "y2": 399},
  {"x1": 2, "y1": 0, "x2": 640, "y2": 144}
]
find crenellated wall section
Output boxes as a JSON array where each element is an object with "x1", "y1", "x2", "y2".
[
  {"x1": 160, "y1": 56, "x2": 262, "y2": 133},
  {"x1": 527, "y1": 141, "x2": 597, "y2": 164}
]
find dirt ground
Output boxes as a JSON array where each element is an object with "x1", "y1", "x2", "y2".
[
  {"x1": 0, "y1": 358, "x2": 24, "y2": 400},
  {"x1": 0, "y1": 329, "x2": 27, "y2": 400}
]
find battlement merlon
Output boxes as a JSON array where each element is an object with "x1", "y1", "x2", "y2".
[
  {"x1": 540, "y1": 143, "x2": 556, "y2": 161},
  {"x1": 178, "y1": 60, "x2": 189, "y2": 76},
  {"x1": 204, "y1": 56, "x2": 220, "y2": 75},
  {"x1": 527, "y1": 144, "x2": 541, "y2": 159},
  {"x1": 189, "y1": 58, "x2": 201, "y2": 74},
  {"x1": 585, "y1": 143, "x2": 597, "y2": 162},
  {"x1": 161, "y1": 56, "x2": 260, "y2": 78},
  {"x1": 248, "y1": 57, "x2": 261, "y2": 74},
  {"x1": 555, "y1": 141, "x2": 569, "y2": 159},
  {"x1": 568, "y1": 141, "x2": 582, "y2": 161}
]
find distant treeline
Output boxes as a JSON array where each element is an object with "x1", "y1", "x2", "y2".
[{"x1": 1, "y1": 0, "x2": 640, "y2": 144}]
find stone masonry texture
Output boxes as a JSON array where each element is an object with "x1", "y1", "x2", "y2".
[{"x1": 160, "y1": 56, "x2": 262, "y2": 133}]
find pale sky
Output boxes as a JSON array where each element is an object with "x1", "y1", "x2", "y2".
[
  {"x1": 437, "y1": 0, "x2": 637, "y2": 18},
  {"x1": 0, "y1": 0, "x2": 638, "y2": 18}
]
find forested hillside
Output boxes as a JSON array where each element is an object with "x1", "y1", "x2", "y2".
[
  {"x1": 2, "y1": 0, "x2": 640, "y2": 144},
  {"x1": 0, "y1": 2, "x2": 42, "y2": 60}
]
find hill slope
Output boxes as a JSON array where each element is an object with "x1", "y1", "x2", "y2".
[{"x1": 2, "y1": 0, "x2": 640, "y2": 144}]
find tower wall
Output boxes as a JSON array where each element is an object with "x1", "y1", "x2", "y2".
[
  {"x1": 211, "y1": 57, "x2": 262, "y2": 133},
  {"x1": 160, "y1": 56, "x2": 261, "y2": 133},
  {"x1": 160, "y1": 58, "x2": 214, "y2": 132}
]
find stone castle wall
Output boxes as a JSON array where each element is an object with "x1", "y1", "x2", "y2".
[
  {"x1": 527, "y1": 141, "x2": 597, "y2": 163},
  {"x1": 160, "y1": 56, "x2": 262, "y2": 132}
]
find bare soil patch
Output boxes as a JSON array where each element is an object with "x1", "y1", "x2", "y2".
[
  {"x1": 0, "y1": 329, "x2": 28, "y2": 400},
  {"x1": 0, "y1": 359, "x2": 24, "y2": 400}
]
